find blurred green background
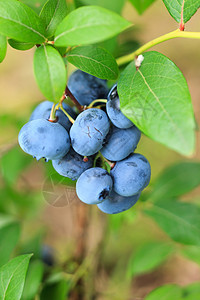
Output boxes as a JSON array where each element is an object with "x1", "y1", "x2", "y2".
[{"x1": 0, "y1": 0, "x2": 200, "y2": 299}]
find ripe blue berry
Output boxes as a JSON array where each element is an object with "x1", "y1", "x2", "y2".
[
  {"x1": 101, "y1": 125, "x2": 141, "y2": 161},
  {"x1": 106, "y1": 84, "x2": 133, "y2": 129},
  {"x1": 30, "y1": 100, "x2": 76, "y2": 131},
  {"x1": 52, "y1": 148, "x2": 93, "y2": 181},
  {"x1": 41, "y1": 245, "x2": 54, "y2": 266},
  {"x1": 68, "y1": 70, "x2": 109, "y2": 106},
  {"x1": 70, "y1": 108, "x2": 110, "y2": 156},
  {"x1": 76, "y1": 167, "x2": 113, "y2": 204},
  {"x1": 111, "y1": 153, "x2": 151, "y2": 196},
  {"x1": 97, "y1": 190, "x2": 140, "y2": 214},
  {"x1": 18, "y1": 119, "x2": 70, "y2": 161}
]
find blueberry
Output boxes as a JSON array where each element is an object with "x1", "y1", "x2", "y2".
[
  {"x1": 68, "y1": 70, "x2": 109, "y2": 106},
  {"x1": 76, "y1": 167, "x2": 113, "y2": 204},
  {"x1": 111, "y1": 153, "x2": 151, "y2": 197},
  {"x1": 30, "y1": 100, "x2": 76, "y2": 131},
  {"x1": 101, "y1": 125, "x2": 141, "y2": 161},
  {"x1": 52, "y1": 148, "x2": 93, "y2": 180},
  {"x1": 106, "y1": 84, "x2": 133, "y2": 129},
  {"x1": 97, "y1": 190, "x2": 140, "y2": 214},
  {"x1": 70, "y1": 108, "x2": 110, "y2": 156},
  {"x1": 18, "y1": 119, "x2": 70, "y2": 161},
  {"x1": 41, "y1": 245, "x2": 54, "y2": 266}
]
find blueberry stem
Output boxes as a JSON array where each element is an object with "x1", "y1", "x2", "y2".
[
  {"x1": 87, "y1": 99, "x2": 107, "y2": 109},
  {"x1": 116, "y1": 29, "x2": 200, "y2": 66},
  {"x1": 59, "y1": 105, "x2": 75, "y2": 124},
  {"x1": 65, "y1": 86, "x2": 83, "y2": 112},
  {"x1": 48, "y1": 103, "x2": 57, "y2": 122},
  {"x1": 93, "y1": 152, "x2": 101, "y2": 167},
  {"x1": 99, "y1": 152, "x2": 116, "y2": 170}
]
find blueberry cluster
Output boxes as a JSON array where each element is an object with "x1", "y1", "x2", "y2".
[{"x1": 18, "y1": 70, "x2": 151, "y2": 214}]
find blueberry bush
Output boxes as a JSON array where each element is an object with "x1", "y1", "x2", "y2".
[{"x1": 0, "y1": 0, "x2": 200, "y2": 299}]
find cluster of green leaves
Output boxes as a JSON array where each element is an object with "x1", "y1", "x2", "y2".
[
  {"x1": 0, "y1": 0, "x2": 131, "y2": 101},
  {"x1": 145, "y1": 282, "x2": 200, "y2": 299},
  {"x1": 0, "y1": 216, "x2": 56, "y2": 300},
  {"x1": 144, "y1": 161, "x2": 200, "y2": 246},
  {"x1": 1, "y1": 150, "x2": 200, "y2": 298},
  {"x1": 0, "y1": 143, "x2": 68, "y2": 300},
  {"x1": 0, "y1": 0, "x2": 199, "y2": 156},
  {"x1": 124, "y1": 161, "x2": 200, "y2": 282},
  {"x1": 0, "y1": 1, "x2": 200, "y2": 296}
]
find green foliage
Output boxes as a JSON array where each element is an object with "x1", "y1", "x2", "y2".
[
  {"x1": 21, "y1": 260, "x2": 44, "y2": 300},
  {"x1": 21, "y1": 0, "x2": 47, "y2": 14},
  {"x1": 145, "y1": 284, "x2": 182, "y2": 300},
  {"x1": 0, "y1": 1, "x2": 200, "y2": 298},
  {"x1": 0, "y1": 186, "x2": 43, "y2": 218},
  {"x1": 67, "y1": 46, "x2": 119, "y2": 80},
  {"x1": 183, "y1": 283, "x2": 200, "y2": 299},
  {"x1": 0, "y1": 219, "x2": 20, "y2": 267},
  {"x1": 40, "y1": 279, "x2": 70, "y2": 300},
  {"x1": 0, "y1": 34, "x2": 7, "y2": 63},
  {"x1": 21, "y1": 232, "x2": 45, "y2": 259},
  {"x1": 74, "y1": 0, "x2": 125, "y2": 14},
  {"x1": 129, "y1": 0, "x2": 156, "y2": 15},
  {"x1": 0, "y1": 0, "x2": 46, "y2": 43},
  {"x1": 1, "y1": 146, "x2": 32, "y2": 185},
  {"x1": 151, "y1": 162, "x2": 200, "y2": 201},
  {"x1": 34, "y1": 45, "x2": 67, "y2": 102},
  {"x1": 162, "y1": 0, "x2": 200, "y2": 23},
  {"x1": 115, "y1": 39, "x2": 140, "y2": 58},
  {"x1": 109, "y1": 208, "x2": 138, "y2": 232},
  {"x1": 8, "y1": 39, "x2": 34, "y2": 51},
  {"x1": 127, "y1": 242, "x2": 173, "y2": 277},
  {"x1": 181, "y1": 245, "x2": 200, "y2": 265},
  {"x1": 144, "y1": 199, "x2": 200, "y2": 246},
  {"x1": 0, "y1": 254, "x2": 32, "y2": 300},
  {"x1": 145, "y1": 283, "x2": 200, "y2": 299},
  {"x1": 118, "y1": 51, "x2": 195, "y2": 156},
  {"x1": 54, "y1": 6, "x2": 132, "y2": 47},
  {"x1": 40, "y1": 0, "x2": 68, "y2": 38}
]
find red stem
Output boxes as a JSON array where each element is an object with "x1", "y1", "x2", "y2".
[
  {"x1": 65, "y1": 86, "x2": 83, "y2": 112},
  {"x1": 179, "y1": 0, "x2": 185, "y2": 31}
]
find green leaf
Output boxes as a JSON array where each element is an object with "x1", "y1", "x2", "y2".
[
  {"x1": 0, "y1": 221, "x2": 20, "y2": 267},
  {"x1": 96, "y1": 36, "x2": 118, "y2": 57},
  {"x1": 144, "y1": 199, "x2": 200, "y2": 246},
  {"x1": 127, "y1": 242, "x2": 173, "y2": 277},
  {"x1": 0, "y1": 215, "x2": 15, "y2": 228},
  {"x1": 115, "y1": 40, "x2": 140, "y2": 58},
  {"x1": 0, "y1": 0, "x2": 46, "y2": 43},
  {"x1": 21, "y1": 260, "x2": 44, "y2": 300},
  {"x1": 40, "y1": 280, "x2": 69, "y2": 300},
  {"x1": 54, "y1": 6, "x2": 132, "y2": 47},
  {"x1": 1, "y1": 146, "x2": 32, "y2": 185},
  {"x1": 144, "y1": 284, "x2": 182, "y2": 300},
  {"x1": 33, "y1": 45, "x2": 67, "y2": 102},
  {"x1": 0, "y1": 34, "x2": 7, "y2": 63},
  {"x1": 40, "y1": 0, "x2": 68, "y2": 38},
  {"x1": 0, "y1": 254, "x2": 32, "y2": 300},
  {"x1": 67, "y1": 46, "x2": 119, "y2": 80},
  {"x1": 74, "y1": 0, "x2": 125, "y2": 14},
  {"x1": 129, "y1": 0, "x2": 156, "y2": 15},
  {"x1": 21, "y1": 231, "x2": 44, "y2": 259},
  {"x1": 109, "y1": 209, "x2": 138, "y2": 232},
  {"x1": 21, "y1": 0, "x2": 47, "y2": 14},
  {"x1": 162, "y1": 0, "x2": 200, "y2": 24},
  {"x1": 8, "y1": 39, "x2": 34, "y2": 51},
  {"x1": 181, "y1": 245, "x2": 200, "y2": 265},
  {"x1": 151, "y1": 162, "x2": 200, "y2": 201},
  {"x1": 118, "y1": 51, "x2": 195, "y2": 156},
  {"x1": 183, "y1": 283, "x2": 200, "y2": 299}
]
